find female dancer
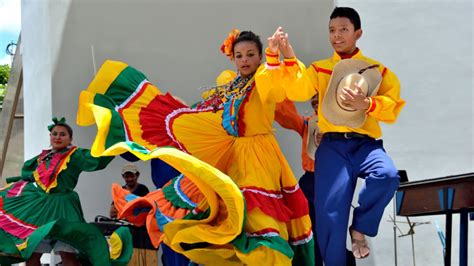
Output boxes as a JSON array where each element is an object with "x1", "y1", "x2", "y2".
[
  {"x1": 77, "y1": 27, "x2": 315, "y2": 265},
  {"x1": 0, "y1": 118, "x2": 124, "y2": 265}
]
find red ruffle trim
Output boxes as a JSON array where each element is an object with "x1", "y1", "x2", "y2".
[
  {"x1": 244, "y1": 190, "x2": 291, "y2": 222},
  {"x1": 0, "y1": 206, "x2": 38, "y2": 239},
  {"x1": 139, "y1": 93, "x2": 188, "y2": 148},
  {"x1": 243, "y1": 185, "x2": 310, "y2": 222},
  {"x1": 282, "y1": 187, "x2": 309, "y2": 219},
  {"x1": 289, "y1": 228, "x2": 313, "y2": 243},
  {"x1": 6, "y1": 181, "x2": 26, "y2": 198}
]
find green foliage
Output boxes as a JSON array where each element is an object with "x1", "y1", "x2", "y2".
[
  {"x1": 0, "y1": 64, "x2": 10, "y2": 85},
  {"x1": 0, "y1": 64, "x2": 10, "y2": 108},
  {"x1": 0, "y1": 84, "x2": 5, "y2": 108},
  {"x1": 0, "y1": 87, "x2": 5, "y2": 108}
]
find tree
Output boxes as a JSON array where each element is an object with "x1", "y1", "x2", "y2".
[
  {"x1": 0, "y1": 64, "x2": 10, "y2": 108},
  {"x1": 0, "y1": 64, "x2": 10, "y2": 85}
]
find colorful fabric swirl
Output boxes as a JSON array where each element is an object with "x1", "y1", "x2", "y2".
[{"x1": 77, "y1": 58, "x2": 316, "y2": 265}]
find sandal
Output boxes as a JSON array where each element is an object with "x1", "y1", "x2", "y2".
[{"x1": 349, "y1": 226, "x2": 370, "y2": 259}]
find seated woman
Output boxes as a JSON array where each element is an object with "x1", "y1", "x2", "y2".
[
  {"x1": 0, "y1": 118, "x2": 129, "y2": 265},
  {"x1": 77, "y1": 27, "x2": 315, "y2": 265}
]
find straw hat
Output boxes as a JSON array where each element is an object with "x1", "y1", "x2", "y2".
[
  {"x1": 306, "y1": 116, "x2": 319, "y2": 160},
  {"x1": 321, "y1": 59, "x2": 382, "y2": 128}
]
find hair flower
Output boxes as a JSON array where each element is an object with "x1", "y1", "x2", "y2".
[{"x1": 220, "y1": 29, "x2": 240, "y2": 60}]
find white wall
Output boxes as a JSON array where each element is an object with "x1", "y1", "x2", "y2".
[
  {"x1": 21, "y1": 0, "x2": 53, "y2": 159},
  {"x1": 335, "y1": 1, "x2": 473, "y2": 265}
]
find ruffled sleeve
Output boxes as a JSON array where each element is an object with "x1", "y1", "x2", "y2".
[
  {"x1": 255, "y1": 48, "x2": 315, "y2": 103},
  {"x1": 16, "y1": 155, "x2": 39, "y2": 182}
]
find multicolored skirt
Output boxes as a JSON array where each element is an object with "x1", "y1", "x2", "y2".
[
  {"x1": 77, "y1": 60, "x2": 314, "y2": 265},
  {"x1": 0, "y1": 181, "x2": 132, "y2": 265}
]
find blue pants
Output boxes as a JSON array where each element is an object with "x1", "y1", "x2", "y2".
[
  {"x1": 161, "y1": 243, "x2": 190, "y2": 266},
  {"x1": 314, "y1": 135, "x2": 400, "y2": 266}
]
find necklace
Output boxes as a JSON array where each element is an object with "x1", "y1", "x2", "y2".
[
  {"x1": 196, "y1": 74, "x2": 254, "y2": 111},
  {"x1": 221, "y1": 75, "x2": 255, "y2": 136}
]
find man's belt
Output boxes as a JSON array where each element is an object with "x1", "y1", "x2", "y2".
[{"x1": 323, "y1": 132, "x2": 371, "y2": 140}]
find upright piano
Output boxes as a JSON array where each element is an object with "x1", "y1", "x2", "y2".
[{"x1": 396, "y1": 172, "x2": 474, "y2": 266}]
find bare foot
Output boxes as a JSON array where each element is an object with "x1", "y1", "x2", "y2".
[{"x1": 349, "y1": 226, "x2": 370, "y2": 259}]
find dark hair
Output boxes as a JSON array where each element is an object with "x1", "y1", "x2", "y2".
[
  {"x1": 232, "y1": 31, "x2": 263, "y2": 56},
  {"x1": 330, "y1": 7, "x2": 361, "y2": 31},
  {"x1": 51, "y1": 123, "x2": 73, "y2": 138}
]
